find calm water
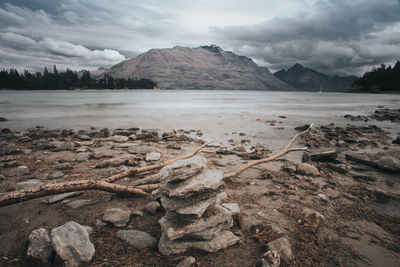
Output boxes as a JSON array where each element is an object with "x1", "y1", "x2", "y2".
[{"x1": 1, "y1": 90, "x2": 399, "y2": 151}]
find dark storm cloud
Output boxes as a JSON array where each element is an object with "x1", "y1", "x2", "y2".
[
  {"x1": 0, "y1": 0, "x2": 399, "y2": 75},
  {"x1": 213, "y1": 0, "x2": 400, "y2": 75}
]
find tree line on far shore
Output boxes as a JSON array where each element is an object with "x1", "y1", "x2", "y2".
[
  {"x1": 349, "y1": 61, "x2": 400, "y2": 92},
  {"x1": 0, "y1": 66, "x2": 158, "y2": 90}
]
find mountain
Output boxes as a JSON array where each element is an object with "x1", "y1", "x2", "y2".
[
  {"x1": 274, "y1": 63, "x2": 357, "y2": 92},
  {"x1": 98, "y1": 45, "x2": 293, "y2": 91}
]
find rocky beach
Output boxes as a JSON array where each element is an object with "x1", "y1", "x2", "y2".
[{"x1": 0, "y1": 107, "x2": 399, "y2": 266}]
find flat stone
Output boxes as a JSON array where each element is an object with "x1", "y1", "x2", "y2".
[
  {"x1": 66, "y1": 199, "x2": 92, "y2": 209},
  {"x1": 239, "y1": 214, "x2": 263, "y2": 231},
  {"x1": 95, "y1": 156, "x2": 135, "y2": 168},
  {"x1": 10, "y1": 165, "x2": 30, "y2": 176},
  {"x1": 296, "y1": 163, "x2": 320, "y2": 176},
  {"x1": 175, "y1": 197, "x2": 217, "y2": 218},
  {"x1": 48, "y1": 171, "x2": 65, "y2": 180},
  {"x1": 49, "y1": 141, "x2": 74, "y2": 151},
  {"x1": 78, "y1": 135, "x2": 91, "y2": 141},
  {"x1": 159, "y1": 205, "x2": 232, "y2": 240},
  {"x1": 146, "y1": 152, "x2": 161, "y2": 161},
  {"x1": 75, "y1": 152, "x2": 90, "y2": 162},
  {"x1": 1, "y1": 144, "x2": 20, "y2": 155},
  {"x1": 111, "y1": 135, "x2": 129, "y2": 143},
  {"x1": 102, "y1": 208, "x2": 131, "y2": 227},
  {"x1": 50, "y1": 221, "x2": 95, "y2": 266},
  {"x1": 185, "y1": 221, "x2": 233, "y2": 241},
  {"x1": 375, "y1": 156, "x2": 400, "y2": 172},
  {"x1": 267, "y1": 237, "x2": 293, "y2": 262},
  {"x1": 128, "y1": 145, "x2": 153, "y2": 154},
  {"x1": 158, "y1": 155, "x2": 207, "y2": 183},
  {"x1": 166, "y1": 142, "x2": 181, "y2": 150},
  {"x1": 345, "y1": 153, "x2": 378, "y2": 168},
  {"x1": 0, "y1": 174, "x2": 5, "y2": 181},
  {"x1": 47, "y1": 191, "x2": 83, "y2": 204},
  {"x1": 160, "y1": 169, "x2": 224, "y2": 198},
  {"x1": 27, "y1": 228, "x2": 53, "y2": 263},
  {"x1": 158, "y1": 230, "x2": 239, "y2": 255},
  {"x1": 15, "y1": 179, "x2": 43, "y2": 190},
  {"x1": 176, "y1": 256, "x2": 196, "y2": 267},
  {"x1": 160, "y1": 191, "x2": 219, "y2": 212},
  {"x1": 221, "y1": 203, "x2": 240, "y2": 215},
  {"x1": 116, "y1": 230, "x2": 157, "y2": 249},
  {"x1": 310, "y1": 150, "x2": 338, "y2": 162}
]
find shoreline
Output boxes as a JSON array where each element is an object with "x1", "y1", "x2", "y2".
[{"x1": 1, "y1": 110, "x2": 400, "y2": 266}]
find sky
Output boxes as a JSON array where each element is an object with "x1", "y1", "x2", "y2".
[{"x1": 0, "y1": 0, "x2": 400, "y2": 76}]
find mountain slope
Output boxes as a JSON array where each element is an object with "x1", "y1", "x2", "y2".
[
  {"x1": 100, "y1": 45, "x2": 293, "y2": 91},
  {"x1": 274, "y1": 63, "x2": 357, "y2": 92}
]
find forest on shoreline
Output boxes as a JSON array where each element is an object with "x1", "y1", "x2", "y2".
[
  {"x1": 349, "y1": 61, "x2": 400, "y2": 92},
  {"x1": 0, "y1": 66, "x2": 157, "y2": 90}
]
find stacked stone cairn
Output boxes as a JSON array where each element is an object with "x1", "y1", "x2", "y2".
[{"x1": 152, "y1": 155, "x2": 240, "y2": 255}]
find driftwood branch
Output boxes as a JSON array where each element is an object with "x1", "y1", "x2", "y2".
[
  {"x1": 0, "y1": 180, "x2": 148, "y2": 208},
  {"x1": 223, "y1": 125, "x2": 312, "y2": 179}
]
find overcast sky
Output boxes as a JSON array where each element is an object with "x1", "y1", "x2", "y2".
[{"x1": 1, "y1": 0, "x2": 400, "y2": 76}]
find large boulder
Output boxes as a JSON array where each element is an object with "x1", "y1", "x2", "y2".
[
  {"x1": 116, "y1": 230, "x2": 157, "y2": 249},
  {"x1": 27, "y1": 228, "x2": 53, "y2": 264},
  {"x1": 50, "y1": 221, "x2": 95, "y2": 266},
  {"x1": 15, "y1": 179, "x2": 43, "y2": 190}
]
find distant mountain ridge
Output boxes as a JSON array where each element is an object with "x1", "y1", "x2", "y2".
[
  {"x1": 274, "y1": 63, "x2": 357, "y2": 92},
  {"x1": 95, "y1": 45, "x2": 293, "y2": 91}
]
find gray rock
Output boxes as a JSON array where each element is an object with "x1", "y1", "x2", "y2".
[
  {"x1": 49, "y1": 141, "x2": 74, "y2": 151},
  {"x1": 95, "y1": 156, "x2": 135, "y2": 168},
  {"x1": 1, "y1": 144, "x2": 20, "y2": 155},
  {"x1": 47, "y1": 191, "x2": 83, "y2": 204},
  {"x1": 116, "y1": 230, "x2": 157, "y2": 249},
  {"x1": 176, "y1": 256, "x2": 196, "y2": 267},
  {"x1": 128, "y1": 145, "x2": 153, "y2": 154},
  {"x1": 111, "y1": 135, "x2": 129, "y2": 143},
  {"x1": 98, "y1": 168, "x2": 121, "y2": 177},
  {"x1": 376, "y1": 156, "x2": 400, "y2": 172},
  {"x1": 75, "y1": 152, "x2": 90, "y2": 162},
  {"x1": 146, "y1": 152, "x2": 161, "y2": 161},
  {"x1": 159, "y1": 205, "x2": 232, "y2": 240},
  {"x1": 267, "y1": 237, "x2": 293, "y2": 262},
  {"x1": 102, "y1": 208, "x2": 131, "y2": 227},
  {"x1": 185, "y1": 221, "x2": 233, "y2": 241},
  {"x1": 0, "y1": 174, "x2": 5, "y2": 181},
  {"x1": 78, "y1": 135, "x2": 91, "y2": 141},
  {"x1": 221, "y1": 203, "x2": 240, "y2": 215},
  {"x1": 27, "y1": 228, "x2": 53, "y2": 263},
  {"x1": 50, "y1": 221, "x2": 95, "y2": 266},
  {"x1": 310, "y1": 150, "x2": 338, "y2": 162},
  {"x1": 296, "y1": 163, "x2": 320, "y2": 176},
  {"x1": 167, "y1": 142, "x2": 181, "y2": 150},
  {"x1": 15, "y1": 179, "x2": 43, "y2": 190},
  {"x1": 160, "y1": 191, "x2": 219, "y2": 212},
  {"x1": 239, "y1": 214, "x2": 262, "y2": 231},
  {"x1": 66, "y1": 199, "x2": 92, "y2": 209},
  {"x1": 48, "y1": 171, "x2": 65, "y2": 180},
  {"x1": 11, "y1": 165, "x2": 30, "y2": 176},
  {"x1": 160, "y1": 169, "x2": 224, "y2": 198},
  {"x1": 158, "y1": 155, "x2": 207, "y2": 183},
  {"x1": 345, "y1": 153, "x2": 378, "y2": 167},
  {"x1": 282, "y1": 165, "x2": 296, "y2": 174},
  {"x1": 146, "y1": 201, "x2": 161, "y2": 215},
  {"x1": 158, "y1": 230, "x2": 239, "y2": 255}
]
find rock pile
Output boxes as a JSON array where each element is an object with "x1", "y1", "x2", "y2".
[{"x1": 155, "y1": 155, "x2": 239, "y2": 255}]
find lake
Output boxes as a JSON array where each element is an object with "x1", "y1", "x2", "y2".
[{"x1": 1, "y1": 90, "x2": 399, "y2": 152}]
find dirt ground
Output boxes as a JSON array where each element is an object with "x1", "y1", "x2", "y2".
[{"x1": 0, "y1": 111, "x2": 399, "y2": 266}]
